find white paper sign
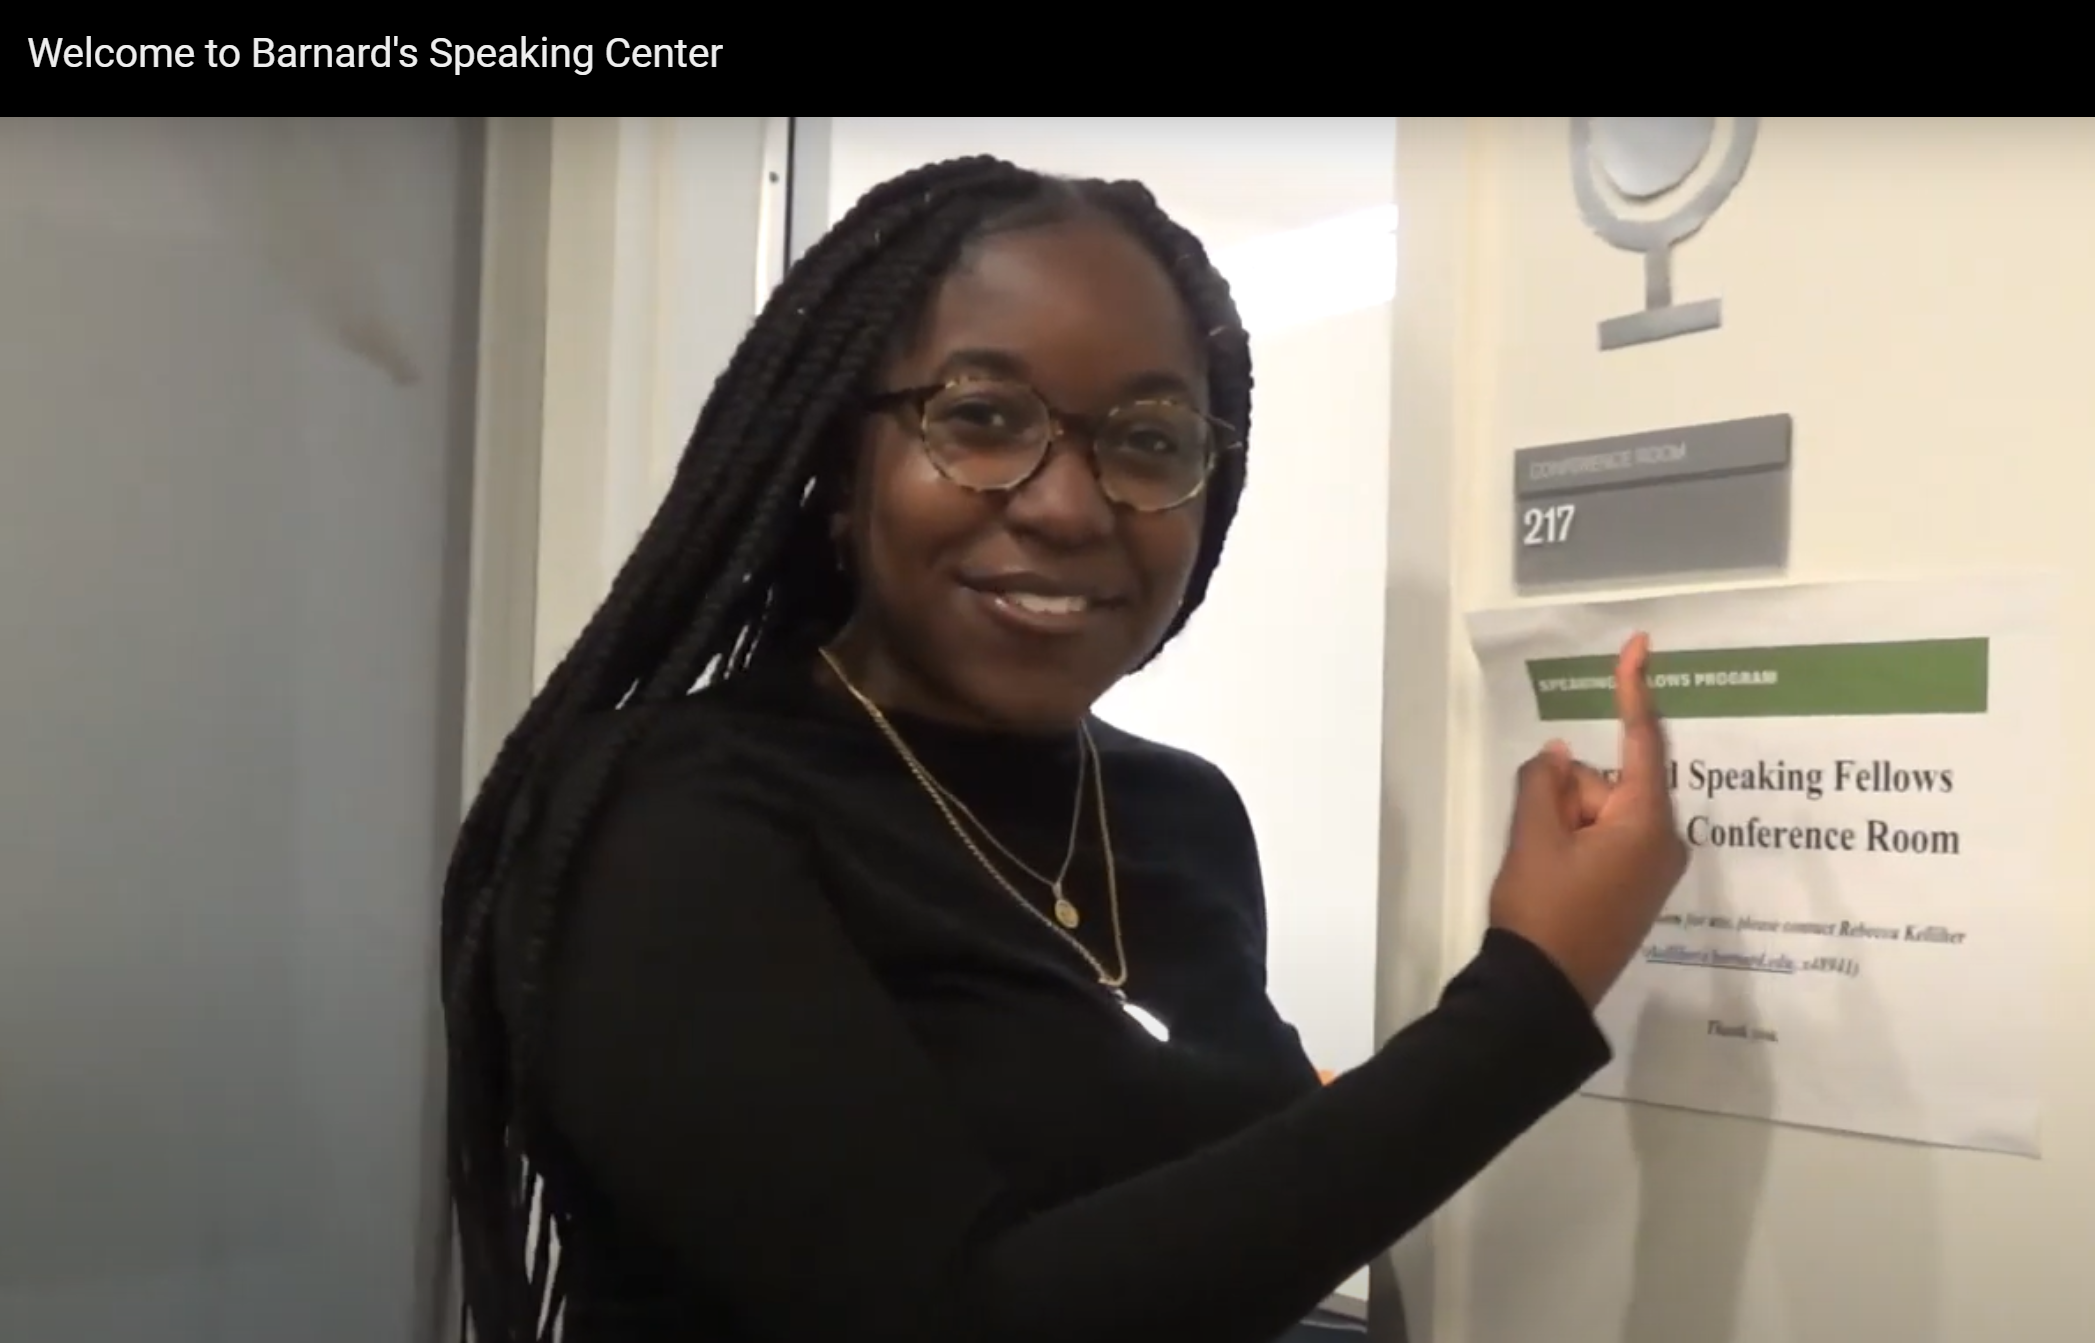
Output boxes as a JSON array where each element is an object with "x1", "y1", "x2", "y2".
[{"x1": 1466, "y1": 576, "x2": 2060, "y2": 1155}]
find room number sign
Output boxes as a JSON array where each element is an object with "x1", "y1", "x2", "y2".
[{"x1": 1511, "y1": 414, "x2": 1793, "y2": 589}]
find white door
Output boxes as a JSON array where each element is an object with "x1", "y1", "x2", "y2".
[{"x1": 0, "y1": 117, "x2": 487, "y2": 1343}]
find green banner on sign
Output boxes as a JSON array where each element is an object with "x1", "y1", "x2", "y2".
[{"x1": 1524, "y1": 638, "x2": 1990, "y2": 721}]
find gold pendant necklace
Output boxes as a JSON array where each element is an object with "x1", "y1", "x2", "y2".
[
  {"x1": 817, "y1": 648, "x2": 1164, "y2": 1042},
  {"x1": 914, "y1": 726, "x2": 1089, "y2": 930}
]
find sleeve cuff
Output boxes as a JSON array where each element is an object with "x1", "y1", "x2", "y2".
[{"x1": 1468, "y1": 928, "x2": 1614, "y2": 1079}]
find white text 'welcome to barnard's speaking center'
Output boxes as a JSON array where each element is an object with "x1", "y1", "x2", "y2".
[{"x1": 26, "y1": 38, "x2": 723, "y2": 74}]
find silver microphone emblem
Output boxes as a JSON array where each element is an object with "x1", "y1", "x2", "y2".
[{"x1": 1572, "y1": 117, "x2": 1760, "y2": 351}]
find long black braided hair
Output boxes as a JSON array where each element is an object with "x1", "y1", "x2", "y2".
[{"x1": 440, "y1": 155, "x2": 1255, "y2": 1342}]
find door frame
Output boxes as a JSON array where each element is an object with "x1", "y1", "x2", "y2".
[{"x1": 437, "y1": 115, "x2": 786, "y2": 1342}]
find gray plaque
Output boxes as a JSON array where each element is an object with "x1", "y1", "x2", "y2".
[{"x1": 1512, "y1": 414, "x2": 1791, "y2": 590}]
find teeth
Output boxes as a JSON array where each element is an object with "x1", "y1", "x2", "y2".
[{"x1": 1000, "y1": 592, "x2": 1089, "y2": 615}]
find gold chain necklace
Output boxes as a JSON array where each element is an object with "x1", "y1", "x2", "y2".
[
  {"x1": 921, "y1": 718, "x2": 1089, "y2": 931},
  {"x1": 815, "y1": 649, "x2": 1169, "y2": 1042}
]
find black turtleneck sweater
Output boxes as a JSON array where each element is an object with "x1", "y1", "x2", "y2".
[{"x1": 505, "y1": 658, "x2": 1610, "y2": 1343}]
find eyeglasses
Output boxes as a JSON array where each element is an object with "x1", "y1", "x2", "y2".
[{"x1": 866, "y1": 377, "x2": 1239, "y2": 514}]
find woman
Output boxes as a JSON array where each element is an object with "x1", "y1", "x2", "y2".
[{"x1": 440, "y1": 157, "x2": 1689, "y2": 1343}]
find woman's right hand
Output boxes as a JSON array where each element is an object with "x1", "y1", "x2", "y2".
[{"x1": 1488, "y1": 632, "x2": 1690, "y2": 1008}]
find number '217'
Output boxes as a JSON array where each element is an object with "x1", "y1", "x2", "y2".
[{"x1": 1520, "y1": 502, "x2": 1576, "y2": 547}]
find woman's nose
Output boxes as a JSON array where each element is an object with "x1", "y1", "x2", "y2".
[{"x1": 1002, "y1": 437, "x2": 1116, "y2": 546}]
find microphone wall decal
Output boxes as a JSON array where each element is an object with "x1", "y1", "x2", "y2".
[{"x1": 1571, "y1": 116, "x2": 1760, "y2": 351}]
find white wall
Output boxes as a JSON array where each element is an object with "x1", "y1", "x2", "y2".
[
  {"x1": 809, "y1": 116, "x2": 1397, "y2": 1086},
  {"x1": 1390, "y1": 116, "x2": 2095, "y2": 1343}
]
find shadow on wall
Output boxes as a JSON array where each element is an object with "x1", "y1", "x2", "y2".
[
  {"x1": 1618, "y1": 854, "x2": 1775, "y2": 1343},
  {"x1": 1619, "y1": 854, "x2": 1942, "y2": 1343}
]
